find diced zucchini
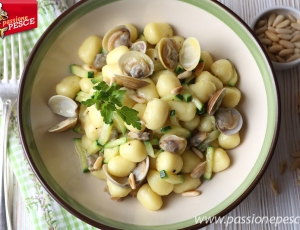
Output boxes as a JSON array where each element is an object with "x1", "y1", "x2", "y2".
[
  {"x1": 70, "y1": 64, "x2": 94, "y2": 78},
  {"x1": 204, "y1": 147, "x2": 214, "y2": 180},
  {"x1": 227, "y1": 64, "x2": 238, "y2": 86},
  {"x1": 72, "y1": 123, "x2": 83, "y2": 134},
  {"x1": 170, "y1": 110, "x2": 181, "y2": 127},
  {"x1": 73, "y1": 138, "x2": 89, "y2": 173},
  {"x1": 150, "y1": 138, "x2": 159, "y2": 146},
  {"x1": 104, "y1": 137, "x2": 127, "y2": 148},
  {"x1": 103, "y1": 146, "x2": 119, "y2": 163},
  {"x1": 175, "y1": 64, "x2": 184, "y2": 75},
  {"x1": 86, "y1": 140, "x2": 102, "y2": 155},
  {"x1": 144, "y1": 141, "x2": 155, "y2": 158},
  {"x1": 159, "y1": 170, "x2": 184, "y2": 184},
  {"x1": 91, "y1": 72, "x2": 103, "y2": 84},
  {"x1": 183, "y1": 93, "x2": 192, "y2": 102},
  {"x1": 203, "y1": 146, "x2": 215, "y2": 180},
  {"x1": 161, "y1": 126, "x2": 191, "y2": 138},
  {"x1": 182, "y1": 84, "x2": 204, "y2": 113},
  {"x1": 98, "y1": 123, "x2": 113, "y2": 146},
  {"x1": 112, "y1": 112, "x2": 126, "y2": 135},
  {"x1": 161, "y1": 93, "x2": 184, "y2": 102}
]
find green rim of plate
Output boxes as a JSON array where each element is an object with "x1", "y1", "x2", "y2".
[{"x1": 20, "y1": 0, "x2": 277, "y2": 229}]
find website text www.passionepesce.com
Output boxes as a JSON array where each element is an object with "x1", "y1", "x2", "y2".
[{"x1": 195, "y1": 214, "x2": 300, "y2": 227}]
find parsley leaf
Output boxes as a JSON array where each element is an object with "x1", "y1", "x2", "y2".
[{"x1": 81, "y1": 81, "x2": 141, "y2": 130}]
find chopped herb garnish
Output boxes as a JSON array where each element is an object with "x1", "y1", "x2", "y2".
[{"x1": 82, "y1": 81, "x2": 141, "y2": 130}]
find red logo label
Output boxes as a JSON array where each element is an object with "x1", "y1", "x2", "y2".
[{"x1": 0, "y1": 0, "x2": 37, "y2": 38}]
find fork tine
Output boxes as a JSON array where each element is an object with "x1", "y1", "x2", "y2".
[
  {"x1": 11, "y1": 36, "x2": 16, "y2": 81},
  {"x1": 18, "y1": 33, "x2": 24, "y2": 78},
  {"x1": 3, "y1": 37, "x2": 8, "y2": 82}
]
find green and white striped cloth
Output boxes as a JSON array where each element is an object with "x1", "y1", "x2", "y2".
[{"x1": 0, "y1": 1, "x2": 96, "y2": 229}]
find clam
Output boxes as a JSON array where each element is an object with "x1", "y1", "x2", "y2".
[
  {"x1": 93, "y1": 53, "x2": 107, "y2": 70},
  {"x1": 48, "y1": 116, "x2": 78, "y2": 133},
  {"x1": 114, "y1": 74, "x2": 150, "y2": 89},
  {"x1": 157, "y1": 38, "x2": 179, "y2": 71},
  {"x1": 118, "y1": 51, "x2": 154, "y2": 79},
  {"x1": 179, "y1": 37, "x2": 201, "y2": 71},
  {"x1": 215, "y1": 108, "x2": 243, "y2": 135},
  {"x1": 127, "y1": 131, "x2": 151, "y2": 141},
  {"x1": 190, "y1": 132, "x2": 207, "y2": 147},
  {"x1": 48, "y1": 95, "x2": 78, "y2": 132},
  {"x1": 102, "y1": 24, "x2": 137, "y2": 53},
  {"x1": 48, "y1": 95, "x2": 78, "y2": 117},
  {"x1": 159, "y1": 134, "x2": 187, "y2": 154},
  {"x1": 102, "y1": 156, "x2": 149, "y2": 189},
  {"x1": 130, "y1": 41, "x2": 147, "y2": 53},
  {"x1": 207, "y1": 88, "x2": 227, "y2": 115}
]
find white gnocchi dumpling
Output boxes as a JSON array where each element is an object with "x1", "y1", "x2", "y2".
[{"x1": 137, "y1": 183, "x2": 163, "y2": 211}]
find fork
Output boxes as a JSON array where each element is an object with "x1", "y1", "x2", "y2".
[{"x1": 0, "y1": 33, "x2": 23, "y2": 230}]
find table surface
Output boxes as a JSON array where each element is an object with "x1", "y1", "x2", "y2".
[{"x1": 12, "y1": 0, "x2": 300, "y2": 229}]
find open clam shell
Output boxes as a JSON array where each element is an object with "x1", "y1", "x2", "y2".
[
  {"x1": 118, "y1": 51, "x2": 154, "y2": 78},
  {"x1": 215, "y1": 107, "x2": 243, "y2": 135},
  {"x1": 157, "y1": 38, "x2": 179, "y2": 71},
  {"x1": 207, "y1": 88, "x2": 226, "y2": 115},
  {"x1": 103, "y1": 156, "x2": 149, "y2": 189},
  {"x1": 179, "y1": 37, "x2": 201, "y2": 71},
  {"x1": 48, "y1": 95, "x2": 78, "y2": 117},
  {"x1": 114, "y1": 74, "x2": 150, "y2": 89},
  {"x1": 48, "y1": 116, "x2": 78, "y2": 133},
  {"x1": 130, "y1": 41, "x2": 147, "y2": 53},
  {"x1": 102, "y1": 24, "x2": 138, "y2": 53}
]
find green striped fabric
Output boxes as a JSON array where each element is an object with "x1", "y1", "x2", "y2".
[{"x1": 0, "y1": 1, "x2": 96, "y2": 229}]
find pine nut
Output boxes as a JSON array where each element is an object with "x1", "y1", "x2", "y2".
[
  {"x1": 297, "y1": 19, "x2": 300, "y2": 24},
  {"x1": 291, "y1": 34, "x2": 300, "y2": 42},
  {"x1": 93, "y1": 156, "x2": 103, "y2": 170},
  {"x1": 275, "y1": 55, "x2": 286, "y2": 63},
  {"x1": 276, "y1": 19, "x2": 291, "y2": 28},
  {"x1": 294, "y1": 41, "x2": 300, "y2": 48},
  {"x1": 272, "y1": 14, "x2": 285, "y2": 27},
  {"x1": 286, "y1": 53, "x2": 300, "y2": 62},
  {"x1": 291, "y1": 22, "x2": 300, "y2": 30},
  {"x1": 268, "y1": 44, "x2": 283, "y2": 53},
  {"x1": 278, "y1": 48, "x2": 294, "y2": 57},
  {"x1": 257, "y1": 19, "x2": 267, "y2": 28},
  {"x1": 267, "y1": 26, "x2": 277, "y2": 33},
  {"x1": 265, "y1": 30, "x2": 279, "y2": 42},
  {"x1": 268, "y1": 13, "x2": 276, "y2": 26},
  {"x1": 276, "y1": 28, "x2": 293, "y2": 34},
  {"x1": 257, "y1": 33, "x2": 265, "y2": 38},
  {"x1": 279, "y1": 40, "x2": 295, "y2": 49},
  {"x1": 288, "y1": 14, "x2": 297, "y2": 23},
  {"x1": 277, "y1": 34, "x2": 293, "y2": 40},
  {"x1": 292, "y1": 30, "x2": 300, "y2": 36},
  {"x1": 259, "y1": 37, "x2": 272, "y2": 45},
  {"x1": 284, "y1": 54, "x2": 293, "y2": 60},
  {"x1": 294, "y1": 48, "x2": 300, "y2": 54},
  {"x1": 255, "y1": 26, "x2": 267, "y2": 35},
  {"x1": 181, "y1": 190, "x2": 201, "y2": 197}
]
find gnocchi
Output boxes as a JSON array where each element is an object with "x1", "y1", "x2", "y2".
[{"x1": 49, "y1": 22, "x2": 244, "y2": 212}]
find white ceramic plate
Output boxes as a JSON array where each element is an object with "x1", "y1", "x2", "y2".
[{"x1": 18, "y1": 0, "x2": 279, "y2": 229}]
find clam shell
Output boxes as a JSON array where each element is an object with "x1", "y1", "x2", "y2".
[
  {"x1": 48, "y1": 116, "x2": 78, "y2": 133},
  {"x1": 102, "y1": 24, "x2": 138, "y2": 53},
  {"x1": 179, "y1": 37, "x2": 201, "y2": 71},
  {"x1": 118, "y1": 51, "x2": 154, "y2": 78},
  {"x1": 157, "y1": 38, "x2": 179, "y2": 71},
  {"x1": 215, "y1": 108, "x2": 243, "y2": 135},
  {"x1": 48, "y1": 95, "x2": 78, "y2": 117},
  {"x1": 102, "y1": 156, "x2": 149, "y2": 188},
  {"x1": 207, "y1": 88, "x2": 226, "y2": 115},
  {"x1": 130, "y1": 41, "x2": 147, "y2": 53},
  {"x1": 115, "y1": 74, "x2": 150, "y2": 89}
]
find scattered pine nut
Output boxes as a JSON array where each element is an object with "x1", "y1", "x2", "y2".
[
  {"x1": 291, "y1": 34, "x2": 300, "y2": 42},
  {"x1": 268, "y1": 44, "x2": 283, "y2": 53},
  {"x1": 268, "y1": 13, "x2": 276, "y2": 26},
  {"x1": 93, "y1": 156, "x2": 103, "y2": 170},
  {"x1": 279, "y1": 40, "x2": 295, "y2": 49},
  {"x1": 265, "y1": 30, "x2": 279, "y2": 42},
  {"x1": 286, "y1": 54, "x2": 300, "y2": 62},
  {"x1": 291, "y1": 22, "x2": 300, "y2": 31},
  {"x1": 171, "y1": 86, "x2": 183, "y2": 94},
  {"x1": 272, "y1": 14, "x2": 285, "y2": 27},
  {"x1": 276, "y1": 55, "x2": 286, "y2": 63},
  {"x1": 278, "y1": 48, "x2": 294, "y2": 57},
  {"x1": 290, "y1": 158, "x2": 300, "y2": 171},
  {"x1": 270, "y1": 179, "x2": 279, "y2": 196},
  {"x1": 182, "y1": 190, "x2": 201, "y2": 197},
  {"x1": 279, "y1": 161, "x2": 287, "y2": 174},
  {"x1": 276, "y1": 19, "x2": 291, "y2": 28},
  {"x1": 128, "y1": 173, "x2": 136, "y2": 190},
  {"x1": 191, "y1": 147, "x2": 204, "y2": 159},
  {"x1": 288, "y1": 14, "x2": 297, "y2": 23},
  {"x1": 259, "y1": 37, "x2": 272, "y2": 45}
]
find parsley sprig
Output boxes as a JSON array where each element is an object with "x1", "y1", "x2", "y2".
[{"x1": 81, "y1": 81, "x2": 141, "y2": 130}]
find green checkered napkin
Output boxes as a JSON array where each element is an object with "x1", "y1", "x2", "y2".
[{"x1": 0, "y1": 1, "x2": 96, "y2": 229}]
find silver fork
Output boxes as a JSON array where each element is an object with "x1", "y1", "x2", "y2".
[{"x1": 0, "y1": 33, "x2": 23, "y2": 230}]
